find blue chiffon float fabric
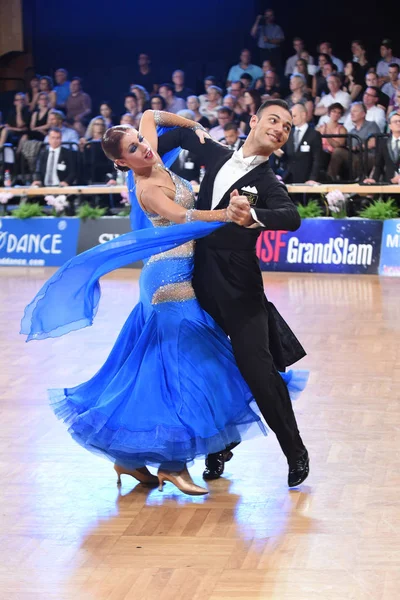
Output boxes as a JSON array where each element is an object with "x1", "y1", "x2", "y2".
[{"x1": 21, "y1": 147, "x2": 308, "y2": 471}]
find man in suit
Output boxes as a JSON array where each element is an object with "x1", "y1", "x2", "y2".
[
  {"x1": 364, "y1": 111, "x2": 400, "y2": 184},
  {"x1": 158, "y1": 99, "x2": 309, "y2": 487},
  {"x1": 283, "y1": 103, "x2": 322, "y2": 183},
  {"x1": 32, "y1": 127, "x2": 76, "y2": 187},
  {"x1": 222, "y1": 123, "x2": 245, "y2": 151}
]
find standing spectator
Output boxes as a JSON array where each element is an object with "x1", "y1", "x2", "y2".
[
  {"x1": 209, "y1": 107, "x2": 234, "y2": 140},
  {"x1": 32, "y1": 127, "x2": 76, "y2": 187},
  {"x1": 198, "y1": 75, "x2": 218, "y2": 108},
  {"x1": 343, "y1": 62, "x2": 364, "y2": 101},
  {"x1": 226, "y1": 49, "x2": 263, "y2": 86},
  {"x1": 285, "y1": 75, "x2": 314, "y2": 122},
  {"x1": 319, "y1": 41, "x2": 344, "y2": 73},
  {"x1": 312, "y1": 54, "x2": 334, "y2": 98},
  {"x1": 315, "y1": 74, "x2": 351, "y2": 123},
  {"x1": 54, "y1": 68, "x2": 70, "y2": 109},
  {"x1": 239, "y1": 90, "x2": 262, "y2": 135},
  {"x1": 351, "y1": 40, "x2": 371, "y2": 76},
  {"x1": 199, "y1": 85, "x2": 223, "y2": 125},
  {"x1": 0, "y1": 92, "x2": 30, "y2": 150},
  {"x1": 65, "y1": 77, "x2": 92, "y2": 136},
  {"x1": 376, "y1": 40, "x2": 400, "y2": 83},
  {"x1": 285, "y1": 38, "x2": 313, "y2": 77},
  {"x1": 133, "y1": 54, "x2": 158, "y2": 94},
  {"x1": 186, "y1": 96, "x2": 211, "y2": 129},
  {"x1": 171, "y1": 70, "x2": 194, "y2": 100},
  {"x1": 255, "y1": 70, "x2": 282, "y2": 98},
  {"x1": 158, "y1": 83, "x2": 186, "y2": 114},
  {"x1": 44, "y1": 110, "x2": 80, "y2": 148},
  {"x1": 38, "y1": 77, "x2": 56, "y2": 109},
  {"x1": 29, "y1": 92, "x2": 51, "y2": 141},
  {"x1": 316, "y1": 103, "x2": 347, "y2": 171},
  {"x1": 222, "y1": 122, "x2": 245, "y2": 150},
  {"x1": 250, "y1": 8, "x2": 284, "y2": 69},
  {"x1": 381, "y1": 64, "x2": 400, "y2": 99},
  {"x1": 149, "y1": 95, "x2": 166, "y2": 111},
  {"x1": 365, "y1": 111, "x2": 400, "y2": 183},
  {"x1": 27, "y1": 75, "x2": 40, "y2": 112},
  {"x1": 329, "y1": 102, "x2": 380, "y2": 180},
  {"x1": 283, "y1": 103, "x2": 322, "y2": 184},
  {"x1": 99, "y1": 102, "x2": 115, "y2": 128}
]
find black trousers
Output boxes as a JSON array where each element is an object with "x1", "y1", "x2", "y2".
[{"x1": 193, "y1": 256, "x2": 305, "y2": 465}]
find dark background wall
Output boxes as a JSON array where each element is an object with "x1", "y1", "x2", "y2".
[{"x1": 27, "y1": 0, "x2": 400, "y2": 113}]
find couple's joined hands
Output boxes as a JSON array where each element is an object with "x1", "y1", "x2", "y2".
[{"x1": 227, "y1": 190, "x2": 254, "y2": 226}]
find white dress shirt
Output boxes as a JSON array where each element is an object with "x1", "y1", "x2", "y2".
[
  {"x1": 211, "y1": 148, "x2": 268, "y2": 226},
  {"x1": 44, "y1": 147, "x2": 61, "y2": 186}
]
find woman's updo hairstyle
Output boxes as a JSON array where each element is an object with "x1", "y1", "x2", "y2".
[{"x1": 102, "y1": 125, "x2": 133, "y2": 172}]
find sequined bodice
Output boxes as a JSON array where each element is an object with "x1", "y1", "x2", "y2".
[{"x1": 140, "y1": 169, "x2": 197, "y2": 308}]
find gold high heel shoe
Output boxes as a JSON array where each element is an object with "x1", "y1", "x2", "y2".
[
  {"x1": 157, "y1": 465, "x2": 209, "y2": 496},
  {"x1": 114, "y1": 464, "x2": 159, "y2": 486}
]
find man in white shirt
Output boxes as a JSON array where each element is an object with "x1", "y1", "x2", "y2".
[
  {"x1": 319, "y1": 41, "x2": 344, "y2": 73},
  {"x1": 209, "y1": 107, "x2": 234, "y2": 141},
  {"x1": 314, "y1": 74, "x2": 351, "y2": 125},
  {"x1": 32, "y1": 128, "x2": 75, "y2": 187},
  {"x1": 45, "y1": 110, "x2": 79, "y2": 149},
  {"x1": 376, "y1": 40, "x2": 400, "y2": 82}
]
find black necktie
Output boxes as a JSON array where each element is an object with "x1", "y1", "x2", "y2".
[{"x1": 47, "y1": 151, "x2": 55, "y2": 185}]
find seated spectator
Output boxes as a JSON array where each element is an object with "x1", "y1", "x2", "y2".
[
  {"x1": 226, "y1": 49, "x2": 263, "y2": 87},
  {"x1": 133, "y1": 53, "x2": 158, "y2": 94},
  {"x1": 198, "y1": 75, "x2": 218, "y2": 108},
  {"x1": 315, "y1": 74, "x2": 351, "y2": 125},
  {"x1": 381, "y1": 63, "x2": 400, "y2": 99},
  {"x1": 129, "y1": 85, "x2": 149, "y2": 114},
  {"x1": 199, "y1": 85, "x2": 223, "y2": 125},
  {"x1": 344, "y1": 87, "x2": 386, "y2": 132},
  {"x1": 285, "y1": 37, "x2": 313, "y2": 77},
  {"x1": 316, "y1": 103, "x2": 347, "y2": 171},
  {"x1": 376, "y1": 40, "x2": 400, "y2": 83},
  {"x1": 293, "y1": 58, "x2": 313, "y2": 91},
  {"x1": 120, "y1": 113, "x2": 136, "y2": 126},
  {"x1": 222, "y1": 94, "x2": 242, "y2": 123},
  {"x1": 228, "y1": 80, "x2": 245, "y2": 104},
  {"x1": 239, "y1": 90, "x2": 262, "y2": 135},
  {"x1": 84, "y1": 115, "x2": 108, "y2": 142},
  {"x1": 0, "y1": 92, "x2": 30, "y2": 150},
  {"x1": 255, "y1": 70, "x2": 282, "y2": 98},
  {"x1": 285, "y1": 75, "x2": 314, "y2": 122},
  {"x1": 282, "y1": 103, "x2": 322, "y2": 184},
  {"x1": 250, "y1": 8, "x2": 284, "y2": 67},
  {"x1": 27, "y1": 75, "x2": 40, "y2": 112},
  {"x1": 318, "y1": 41, "x2": 344, "y2": 73},
  {"x1": 81, "y1": 118, "x2": 116, "y2": 185},
  {"x1": 240, "y1": 73, "x2": 253, "y2": 90},
  {"x1": 172, "y1": 70, "x2": 194, "y2": 100},
  {"x1": 99, "y1": 102, "x2": 115, "y2": 128},
  {"x1": 29, "y1": 92, "x2": 51, "y2": 141},
  {"x1": 312, "y1": 54, "x2": 335, "y2": 98},
  {"x1": 261, "y1": 59, "x2": 275, "y2": 75},
  {"x1": 44, "y1": 110, "x2": 80, "y2": 148},
  {"x1": 365, "y1": 72, "x2": 389, "y2": 111},
  {"x1": 149, "y1": 95, "x2": 166, "y2": 111},
  {"x1": 365, "y1": 111, "x2": 400, "y2": 183},
  {"x1": 300, "y1": 50, "x2": 317, "y2": 76},
  {"x1": 38, "y1": 76, "x2": 56, "y2": 109},
  {"x1": 209, "y1": 107, "x2": 234, "y2": 140},
  {"x1": 328, "y1": 102, "x2": 380, "y2": 180},
  {"x1": 388, "y1": 89, "x2": 400, "y2": 117},
  {"x1": 54, "y1": 68, "x2": 70, "y2": 109},
  {"x1": 65, "y1": 77, "x2": 92, "y2": 136},
  {"x1": 186, "y1": 96, "x2": 211, "y2": 129},
  {"x1": 222, "y1": 122, "x2": 245, "y2": 151},
  {"x1": 123, "y1": 93, "x2": 139, "y2": 118},
  {"x1": 32, "y1": 127, "x2": 76, "y2": 187},
  {"x1": 158, "y1": 83, "x2": 186, "y2": 114},
  {"x1": 351, "y1": 40, "x2": 371, "y2": 77},
  {"x1": 343, "y1": 62, "x2": 364, "y2": 101}
]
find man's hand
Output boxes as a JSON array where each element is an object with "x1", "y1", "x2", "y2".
[
  {"x1": 195, "y1": 128, "x2": 211, "y2": 144},
  {"x1": 59, "y1": 181, "x2": 69, "y2": 187},
  {"x1": 107, "y1": 179, "x2": 117, "y2": 186},
  {"x1": 363, "y1": 178, "x2": 376, "y2": 184},
  {"x1": 227, "y1": 189, "x2": 254, "y2": 227},
  {"x1": 31, "y1": 180, "x2": 41, "y2": 187},
  {"x1": 390, "y1": 174, "x2": 400, "y2": 184},
  {"x1": 305, "y1": 180, "x2": 319, "y2": 185}
]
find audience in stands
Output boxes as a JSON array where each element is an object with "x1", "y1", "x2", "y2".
[
  {"x1": 282, "y1": 103, "x2": 322, "y2": 184},
  {"x1": 158, "y1": 83, "x2": 186, "y2": 114},
  {"x1": 351, "y1": 40, "x2": 371, "y2": 76},
  {"x1": 312, "y1": 54, "x2": 334, "y2": 98},
  {"x1": 186, "y1": 96, "x2": 211, "y2": 129},
  {"x1": 32, "y1": 127, "x2": 76, "y2": 187},
  {"x1": 239, "y1": 90, "x2": 262, "y2": 135},
  {"x1": 226, "y1": 49, "x2": 263, "y2": 86},
  {"x1": 199, "y1": 85, "x2": 223, "y2": 125},
  {"x1": 99, "y1": 102, "x2": 115, "y2": 128},
  {"x1": 316, "y1": 103, "x2": 347, "y2": 171},
  {"x1": 29, "y1": 92, "x2": 51, "y2": 141},
  {"x1": 199, "y1": 76, "x2": 218, "y2": 108},
  {"x1": 120, "y1": 113, "x2": 136, "y2": 126},
  {"x1": 250, "y1": 8, "x2": 284, "y2": 68},
  {"x1": 285, "y1": 75, "x2": 314, "y2": 122},
  {"x1": 285, "y1": 38, "x2": 313, "y2": 77},
  {"x1": 315, "y1": 74, "x2": 351, "y2": 125},
  {"x1": 365, "y1": 111, "x2": 400, "y2": 183},
  {"x1": 343, "y1": 62, "x2": 364, "y2": 101},
  {"x1": 293, "y1": 58, "x2": 313, "y2": 91},
  {"x1": 209, "y1": 107, "x2": 234, "y2": 140},
  {"x1": 388, "y1": 90, "x2": 400, "y2": 117},
  {"x1": 376, "y1": 40, "x2": 400, "y2": 82},
  {"x1": 38, "y1": 77, "x2": 56, "y2": 109},
  {"x1": 149, "y1": 95, "x2": 166, "y2": 111},
  {"x1": 255, "y1": 70, "x2": 282, "y2": 98},
  {"x1": 381, "y1": 64, "x2": 400, "y2": 99},
  {"x1": 133, "y1": 54, "x2": 158, "y2": 94},
  {"x1": 65, "y1": 77, "x2": 92, "y2": 136},
  {"x1": 172, "y1": 70, "x2": 194, "y2": 100},
  {"x1": 318, "y1": 42, "x2": 344, "y2": 73},
  {"x1": 54, "y1": 69, "x2": 70, "y2": 108},
  {"x1": 0, "y1": 92, "x2": 30, "y2": 150},
  {"x1": 27, "y1": 76, "x2": 40, "y2": 112},
  {"x1": 129, "y1": 85, "x2": 149, "y2": 115},
  {"x1": 222, "y1": 122, "x2": 244, "y2": 150},
  {"x1": 44, "y1": 110, "x2": 79, "y2": 148}
]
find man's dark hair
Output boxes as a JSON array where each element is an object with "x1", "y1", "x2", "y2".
[
  {"x1": 367, "y1": 86, "x2": 380, "y2": 98},
  {"x1": 231, "y1": 80, "x2": 244, "y2": 89},
  {"x1": 240, "y1": 73, "x2": 253, "y2": 82},
  {"x1": 293, "y1": 37, "x2": 303, "y2": 43},
  {"x1": 217, "y1": 107, "x2": 234, "y2": 117},
  {"x1": 256, "y1": 98, "x2": 291, "y2": 119},
  {"x1": 352, "y1": 39, "x2": 366, "y2": 51},
  {"x1": 159, "y1": 83, "x2": 174, "y2": 93},
  {"x1": 389, "y1": 63, "x2": 400, "y2": 72},
  {"x1": 223, "y1": 122, "x2": 238, "y2": 132},
  {"x1": 71, "y1": 76, "x2": 82, "y2": 84},
  {"x1": 124, "y1": 92, "x2": 137, "y2": 101},
  {"x1": 204, "y1": 75, "x2": 217, "y2": 83},
  {"x1": 388, "y1": 110, "x2": 400, "y2": 123},
  {"x1": 48, "y1": 127, "x2": 62, "y2": 135},
  {"x1": 381, "y1": 39, "x2": 393, "y2": 50},
  {"x1": 50, "y1": 109, "x2": 65, "y2": 121},
  {"x1": 328, "y1": 102, "x2": 345, "y2": 116}
]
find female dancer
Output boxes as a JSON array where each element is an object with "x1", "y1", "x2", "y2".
[{"x1": 21, "y1": 110, "x2": 306, "y2": 496}]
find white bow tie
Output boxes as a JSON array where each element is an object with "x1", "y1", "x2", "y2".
[{"x1": 231, "y1": 151, "x2": 251, "y2": 169}]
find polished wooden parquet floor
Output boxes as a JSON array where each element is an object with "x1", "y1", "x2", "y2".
[{"x1": 1, "y1": 267, "x2": 399, "y2": 600}]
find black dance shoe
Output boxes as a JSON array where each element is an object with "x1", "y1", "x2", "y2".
[
  {"x1": 288, "y1": 449, "x2": 309, "y2": 487},
  {"x1": 203, "y1": 442, "x2": 239, "y2": 480}
]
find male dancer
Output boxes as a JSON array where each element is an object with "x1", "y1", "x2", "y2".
[{"x1": 158, "y1": 100, "x2": 309, "y2": 487}]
